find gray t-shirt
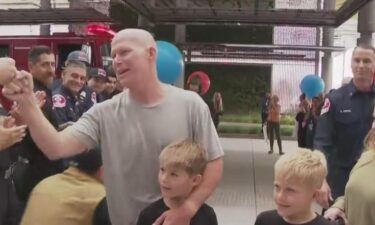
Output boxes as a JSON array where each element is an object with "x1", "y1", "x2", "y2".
[{"x1": 69, "y1": 84, "x2": 224, "y2": 225}]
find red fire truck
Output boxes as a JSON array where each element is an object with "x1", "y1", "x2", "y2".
[{"x1": 0, "y1": 31, "x2": 113, "y2": 111}]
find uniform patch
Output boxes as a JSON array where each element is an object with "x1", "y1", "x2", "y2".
[
  {"x1": 79, "y1": 91, "x2": 87, "y2": 102},
  {"x1": 320, "y1": 98, "x2": 331, "y2": 115},
  {"x1": 91, "y1": 92, "x2": 97, "y2": 104},
  {"x1": 52, "y1": 94, "x2": 66, "y2": 108}
]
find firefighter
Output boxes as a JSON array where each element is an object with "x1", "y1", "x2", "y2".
[{"x1": 52, "y1": 51, "x2": 95, "y2": 130}]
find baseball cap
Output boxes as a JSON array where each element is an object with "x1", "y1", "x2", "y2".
[
  {"x1": 66, "y1": 50, "x2": 90, "y2": 65},
  {"x1": 89, "y1": 68, "x2": 108, "y2": 81}
]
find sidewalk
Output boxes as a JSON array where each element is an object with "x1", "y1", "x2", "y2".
[
  {"x1": 218, "y1": 121, "x2": 297, "y2": 140},
  {"x1": 220, "y1": 121, "x2": 295, "y2": 128}
]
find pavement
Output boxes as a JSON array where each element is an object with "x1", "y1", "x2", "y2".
[
  {"x1": 207, "y1": 137, "x2": 321, "y2": 225},
  {"x1": 219, "y1": 121, "x2": 295, "y2": 128}
]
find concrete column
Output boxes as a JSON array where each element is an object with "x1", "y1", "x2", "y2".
[
  {"x1": 174, "y1": 0, "x2": 187, "y2": 88},
  {"x1": 137, "y1": 16, "x2": 154, "y2": 32},
  {"x1": 315, "y1": 0, "x2": 322, "y2": 75},
  {"x1": 321, "y1": 0, "x2": 335, "y2": 93},
  {"x1": 68, "y1": 0, "x2": 86, "y2": 35},
  {"x1": 357, "y1": 1, "x2": 375, "y2": 45},
  {"x1": 40, "y1": 0, "x2": 51, "y2": 35},
  {"x1": 137, "y1": 0, "x2": 155, "y2": 32}
]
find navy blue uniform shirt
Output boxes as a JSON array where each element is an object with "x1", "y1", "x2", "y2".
[
  {"x1": 314, "y1": 81, "x2": 375, "y2": 198},
  {"x1": 77, "y1": 86, "x2": 97, "y2": 116},
  {"x1": 52, "y1": 85, "x2": 96, "y2": 127},
  {"x1": 314, "y1": 81, "x2": 375, "y2": 167},
  {"x1": 52, "y1": 85, "x2": 80, "y2": 126}
]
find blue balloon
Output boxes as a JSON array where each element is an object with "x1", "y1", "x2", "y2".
[
  {"x1": 300, "y1": 75, "x2": 325, "y2": 98},
  {"x1": 156, "y1": 41, "x2": 184, "y2": 84}
]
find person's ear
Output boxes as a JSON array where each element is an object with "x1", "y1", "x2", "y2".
[
  {"x1": 28, "y1": 62, "x2": 33, "y2": 71},
  {"x1": 312, "y1": 189, "x2": 320, "y2": 200},
  {"x1": 191, "y1": 174, "x2": 203, "y2": 187},
  {"x1": 149, "y1": 46, "x2": 157, "y2": 60}
]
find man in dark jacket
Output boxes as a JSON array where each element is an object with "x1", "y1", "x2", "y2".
[{"x1": 314, "y1": 44, "x2": 375, "y2": 207}]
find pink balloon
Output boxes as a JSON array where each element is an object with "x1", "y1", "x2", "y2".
[{"x1": 187, "y1": 71, "x2": 211, "y2": 95}]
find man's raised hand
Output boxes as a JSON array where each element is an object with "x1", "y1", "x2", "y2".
[{"x1": 2, "y1": 70, "x2": 35, "y2": 103}]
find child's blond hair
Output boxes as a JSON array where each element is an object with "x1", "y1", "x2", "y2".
[
  {"x1": 274, "y1": 149, "x2": 327, "y2": 189},
  {"x1": 159, "y1": 140, "x2": 207, "y2": 175}
]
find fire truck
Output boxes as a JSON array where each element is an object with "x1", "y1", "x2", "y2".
[{"x1": 0, "y1": 31, "x2": 113, "y2": 111}]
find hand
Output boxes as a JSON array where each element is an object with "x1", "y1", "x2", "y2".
[
  {"x1": 34, "y1": 91, "x2": 47, "y2": 108},
  {"x1": 2, "y1": 70, "x2": 35, "y2": 104},
  {"x1": 153, "y1": 201, "x2": 197, "y2": 225},
  {"x1": 324, "y1": 207, "x2": 347, "y2": 224},
  {"x1": 9, "y1": 90, "x2": 46, "y2": 126},
  {"x1": 0, "y1": 57, "x2": 17, "y2": 86},
  {"x1": 315, "y1": 179, "x2": 333, "y2": 208},
  {"x1": 0, "y1": 116, "x2": 27, "y2": 151},
  {"x1": 9, "y1": 103, "x2": 25, "y2": 126}
]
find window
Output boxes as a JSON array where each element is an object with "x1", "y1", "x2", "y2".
[
  {"x1": 57, "y1": 44, "x2": 82, "y2": 71},
  {"x1": 101, "y1": 43, "x2": 112, "y2": 71},
  {"x1": 0, "y1": 45, "x2": 9, "y2": 57}
]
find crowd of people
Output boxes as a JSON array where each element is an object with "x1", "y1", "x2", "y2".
[{"x1": 0, "y1": 28, "x2": 375, "y2": 225}]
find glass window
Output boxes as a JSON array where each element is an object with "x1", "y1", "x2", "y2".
[
  {"x1": 0, "y1": 45, "x2": 9, "y2": 57},
  {"x1": 101, "y1": 43, "x2": 112, "y2": 71}
]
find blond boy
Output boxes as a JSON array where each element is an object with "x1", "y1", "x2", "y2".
[
  {"x1": 255, "y1": 149, "x2": 334, "y2": 225},
  {"x1": 137, "y1": 140, "x2": 218, "y2": 225}
]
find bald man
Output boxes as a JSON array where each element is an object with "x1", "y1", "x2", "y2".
[
  {"x1": 0, "y1": 58, "x2": 17, "y2": 86},
  {"x1": 2, "y1": 29, "x2": 224, "y2": 225},
  {"x1": 0, "y1": 58, "x2": 27, "y2": 151}
]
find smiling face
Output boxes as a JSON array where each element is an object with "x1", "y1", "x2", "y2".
[
  {"x1": 273, "y1": 175, "x2": 317, "y2": 221},
  {"x1": 351, "y1": 47, "x2": 375, "y2": 85},
  {"x1": 62, "y1": 64, "x2": 87, "y2": 95}
]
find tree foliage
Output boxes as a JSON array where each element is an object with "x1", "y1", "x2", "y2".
[{"x1": 186, "y1": 65, "x2": 271, "y2": 114}]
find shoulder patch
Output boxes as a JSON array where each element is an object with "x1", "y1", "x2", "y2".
[
  {"x1": 91, "y1": 92, "x2": 97, "y2": 104},
  {"x1": 52, "y1": 94, "x2": 66, "y2": 108},
  {"x1": 79, "y1": 91, "x2": 87, "y2": 101},
  {"x1": 320, "y1": 98, "x2": 331, "y2": 115}
]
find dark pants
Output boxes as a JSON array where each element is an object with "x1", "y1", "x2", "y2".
[
  {"x1": 261, "y1": 112, "x2": 268, "y2": 125},
  {"x1": 327, "y1": 163, "x2": 352, "y2": 199},
  {"x1": 213, "y1": 113, "x2": 220, "y2": 129},
  {"x1": 0, "y1": 148, "x2": 24, "y2": 225},
  {"x1": 0, "y1": 179, "x2": 24, "y2": 225},
  {"x1": 268, "y1": 121, "x2": 282, "y2": 153}
]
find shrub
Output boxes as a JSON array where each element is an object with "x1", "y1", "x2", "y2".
[
  {"x1": 280, "y1": 114, "x2": 295, "y2": 125},
  {"x1": 218, "y1": 124, "x2": 293, "y2": 136}
]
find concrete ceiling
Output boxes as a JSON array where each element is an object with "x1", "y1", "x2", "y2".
[
  {"x1": 120, "y1": 0, "x2": 371, "y2": 27},
  {"x1": 0, "y1": 8, "x2": 112, "y2": 25},
  {"x1": 0, "y1": 0, "x2": 369, "y2": 27}
]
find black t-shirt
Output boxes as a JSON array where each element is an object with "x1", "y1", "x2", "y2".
[
  {"x1": 255, "y1": 210, "x2": 335, "y2": 225},
  {"x1": 93, "y1": 197, "x2": 112, "y2": 225},
  {"x1": 137, "y1": 198, "x2": 218, "y2": 225}
]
